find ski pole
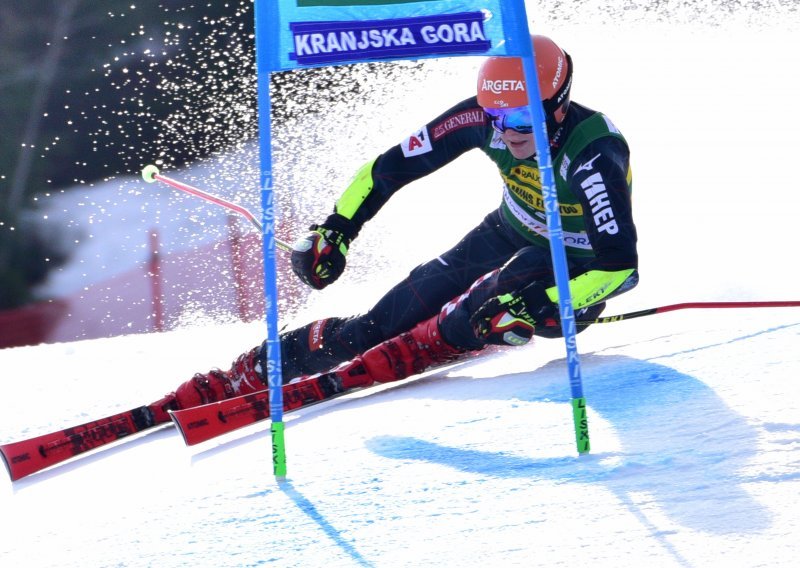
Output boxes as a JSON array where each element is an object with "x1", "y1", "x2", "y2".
[
  {"x1": 141, "y1": 164, "x2": 291, "y2": 252},
  {"x1": 564, "y1": 300, "x2": 800, "y2": 327}
]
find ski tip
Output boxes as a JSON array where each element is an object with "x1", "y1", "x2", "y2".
[
  {"x1": 167, "y1": 409, "x2": 190, "y2": 445},
  {"x1": 141, "y1": 164, "x2": 160, "y2": 183}
]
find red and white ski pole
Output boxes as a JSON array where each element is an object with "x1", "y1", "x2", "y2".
[{"x1": 141, "y1": 164, "x2": 291, "y2": 252}]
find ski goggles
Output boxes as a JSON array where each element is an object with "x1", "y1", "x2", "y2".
[
  {"x1": 484, "y1": 79, "x2": 572, "y2": 135},
  {"x1": 484, "y1": 106, "x2": 533, "y2": 134}
]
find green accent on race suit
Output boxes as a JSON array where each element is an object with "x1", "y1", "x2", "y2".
[
  {"x1": 335, "y1": 158, "x2": 377, "y2": 221},
  {"x1": 483, "y1": 112, "x2": 630, "y2": 257},
  {"x1": 545, "y1": 268, "x2": 636, "y2": 310}
]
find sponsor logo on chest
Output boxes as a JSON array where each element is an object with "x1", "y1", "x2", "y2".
[{"x1": 503, "y1": 166, "x2": 582, "y2": 215}]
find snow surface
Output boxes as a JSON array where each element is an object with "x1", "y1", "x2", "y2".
[{"x1": 2, "y1": 6, "x2": 800, "y2": 568}]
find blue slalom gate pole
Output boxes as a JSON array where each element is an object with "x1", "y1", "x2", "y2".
[
  {"x1": 254, "y1": 0, "x2": 286, "y2": 479},
  {"x1": 252, "y1": 0, "x2": 588, "y2": 465},
  {"x1": 505, "y1": 0, "x2": 590, "y2": 453}
]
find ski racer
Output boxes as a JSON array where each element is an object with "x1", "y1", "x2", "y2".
[{"x1": 160, "y1": 34, "x2": 639, "y2": 413}]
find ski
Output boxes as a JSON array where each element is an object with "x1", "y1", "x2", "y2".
[
  {"x1": 172, "y1": 348, "x2": 493, "y2": 446},
  {"x1": 3, "y1": 355, "x2": 477, "y2": 480},
  {"x1": 0, "y1": 405, "x2": 169, "y2": 481},
  {"x1": 171, "y1": 372, "x2": 350, "y2": 446},
  {"x1": 0, "y1": 374, "x2": 354, "y2": 480}
]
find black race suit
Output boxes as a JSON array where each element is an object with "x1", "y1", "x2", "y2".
[{"x1": 281, "y1": 96, "x2": 638, "y2": 380}]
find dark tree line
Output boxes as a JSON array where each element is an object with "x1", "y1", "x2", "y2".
[{"x1": 0, "y1": 1, "x2": 257, "y2": 309}]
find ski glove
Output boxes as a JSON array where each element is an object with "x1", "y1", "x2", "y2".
[
  {"x1": 291, "y1": 214, "x2": 356, "y2": 290},
  {"x1": 469, "y1": 282, "x2": 557, "y2": 346}
]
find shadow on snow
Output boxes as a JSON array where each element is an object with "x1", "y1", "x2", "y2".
[{"x1": 365, "y1": 352, "x2": 772, "y2": 537}]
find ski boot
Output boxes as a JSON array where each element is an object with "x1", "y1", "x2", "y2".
[
  {"x1": 310, "y1": 315, "x2": 465, "y2": 394},
  {"x1": 159, "y1": 344, "x2": 268, "y2": 413}
]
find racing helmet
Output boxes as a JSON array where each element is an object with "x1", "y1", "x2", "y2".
[{"x1": 477, "y1": 35, "x2": 573, "y2": 132}]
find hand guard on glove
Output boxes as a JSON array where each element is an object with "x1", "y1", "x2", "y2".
[
  {"x1": 469, "y1": 282, "x2": 557, "y2": 346},
  {"x1": 291, "y1": 214, "x2": 356, "y2": 290}
]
